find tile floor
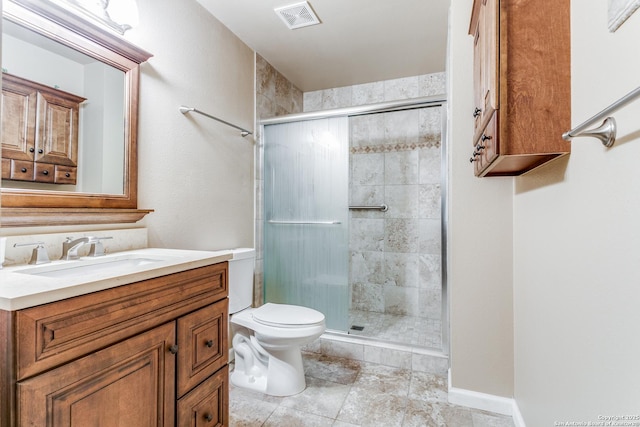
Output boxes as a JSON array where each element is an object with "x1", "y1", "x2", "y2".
[
  {"x1": 348, "y1": 309, "x2": 442, "y2": 349},
  {"x1": 229, "y1": 352, "x2": 515, "y2": 427}
]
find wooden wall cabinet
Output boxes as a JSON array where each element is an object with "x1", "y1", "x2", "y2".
[
  {"x1": 1, "y1": 73, "x2": 85, "y2": 184},
  {"x1": 469, "y1": 0, "x2": 571, "y2": 177},
  {"x1": 0, "y1": 262, "x2": 229, "y2": 427}
]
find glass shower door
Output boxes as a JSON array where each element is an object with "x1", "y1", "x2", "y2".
[{"x1": 263, "y1": 117, "x2": 349, "y2": 331}]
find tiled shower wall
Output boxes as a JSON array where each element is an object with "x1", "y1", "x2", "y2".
[
  {"x1": 254, "y1": 58, "x2": 445, "y2": 323},
  {"x1": 304, "y1": 74, "x2": 445, "y2": 321}
]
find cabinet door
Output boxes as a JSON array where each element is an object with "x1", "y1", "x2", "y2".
[
  {"x1": 17, "y1": 322, "x2": 176, "y2": 427},
  {"x1": 177, "y1": 300, "x2": 228, "y2": 398},
  {"x1": 177, "y1": 365, "x2": 229, "y2": 427},
  {"x1": 1, "y1": 79, "x2": 36, "y2": 161},
  {"x1": 35, "y1": 91, "x2": 80, "y2": 167},
  {"x1": 471, "y1": 0, "x2": 498, "y2": 135}
]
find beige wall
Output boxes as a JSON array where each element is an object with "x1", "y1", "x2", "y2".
[
  {"x1": 447, "y1": 0, "x2": 514, "y2": 398},
  {"x1": 450, "y1": 0, "x2": 640, "y2": 422},
  {"x1": 1, "y1": 0, "x2": 256, "y2": 253},
  {"x1": 513, "y1": 0, "x2": 640, "y2": 424},
  {"x1": 129, "y1": 0, "x2": 255, "y2": 251}
]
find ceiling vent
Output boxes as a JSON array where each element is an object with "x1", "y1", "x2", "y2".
[{"x1": 274, "y1": 1, "x2": 321, "y2": 30}]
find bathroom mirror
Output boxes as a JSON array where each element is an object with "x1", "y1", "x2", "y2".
[{"x1": 0, "y1": 0, "x2": 152, "y2": 227}]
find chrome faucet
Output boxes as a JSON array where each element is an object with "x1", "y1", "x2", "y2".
[{"x1": 60, "y1": 237, "x2": 91, "y2": 260}]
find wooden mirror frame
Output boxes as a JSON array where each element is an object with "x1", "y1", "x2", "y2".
[{"x1": 0, "y1": 0, "x2": 153, "y2": 227}]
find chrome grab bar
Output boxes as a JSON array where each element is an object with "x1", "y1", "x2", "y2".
[
  {"x1": 267, "y1": 220, "x2": 342, "y2": 225},
  {"x1": 349, "y1": 204, "x2": 388, "y2": 212}
]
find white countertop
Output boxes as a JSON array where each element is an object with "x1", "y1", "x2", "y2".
[{"x1": 0, "y1": 248, "x2": 232, "y2": 311}]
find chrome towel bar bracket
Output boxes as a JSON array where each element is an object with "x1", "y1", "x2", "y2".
[
  {"x1": 563, "y1": 117, "x2": 617, "y2": 148},
  {"x1": 562, "y1": 85, "x2": 640, "y2": 147},
  {"x1": 179, "y1": 105, "x2": 252, "y2": 137}
]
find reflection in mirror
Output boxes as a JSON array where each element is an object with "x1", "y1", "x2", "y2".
[
  {"x1": 1, "y1": 0, "x2": 152, "y2": 227},
  {"x1": 1, "y1": 18, "x2": 126, "y2": 195}
]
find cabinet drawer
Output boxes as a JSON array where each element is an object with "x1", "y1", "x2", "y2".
[
  {"x1": 34, "y1": 162, "x2": 55, "y2": 183},
  {"x1": 473, "y1": 111, "x2": 499, "y2": 176},
  {"x1": 177, "y1": 299, "x2": 228, "y2": 398},
  {"x1": 16, "y1": 262, "x2": 228, "y2": 380},
  {"x1": 54, "y1": 164, "x2": 77, "y2": 184},
  {"x1": 177, "y1": 365, "x2": 229, "y2": 427},
  {"x1": 9, "y1": 159, "x2": 34, "y2": 181}
]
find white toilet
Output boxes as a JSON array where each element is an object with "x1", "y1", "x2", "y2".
[{"x1": 228, "y1": 248, "x2": 326, "y2": 396}]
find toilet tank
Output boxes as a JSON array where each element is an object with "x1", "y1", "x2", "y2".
[{"x1": 228, "y1": 248, "x2": 256, "y2": 314}]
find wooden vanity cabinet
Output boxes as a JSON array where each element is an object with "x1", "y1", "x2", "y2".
[
  {"x1": 468, "y1": 0, "x2": 571, "y2": 177},
  {"x1": 1, "y1": 73, "x2": 85, "y2": 184},
  {"x1": 0, "y1": 262, "x2": 229, "y2": 427}
]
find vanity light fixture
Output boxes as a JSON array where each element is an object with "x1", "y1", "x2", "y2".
[
  {"x1": 48, "y1": 0, "x2": 139, "y2": 34},
  {"x1": 274, "y1": 1, "x2": 321, "y2": 30}
]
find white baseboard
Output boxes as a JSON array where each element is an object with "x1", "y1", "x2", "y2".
[
  {"x1": 512, "y1": 400, "x2": 526, "y2": 427},
  {"x1": 448, "y1": 369, "x2": 526, "y2": 426}
]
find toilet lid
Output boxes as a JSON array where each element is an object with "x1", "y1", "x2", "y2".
[{"x1": 252, "y1": 303, "x2": 325, "y2": 327}]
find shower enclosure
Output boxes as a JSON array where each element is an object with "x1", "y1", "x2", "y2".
[
  {"x1": 263, "y1": 117, "x2": 350, "y2": 331},
  {"x1": 262, "y1": 96, "x2": 447, "y2": 351}
]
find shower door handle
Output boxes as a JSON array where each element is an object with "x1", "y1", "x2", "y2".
[{"x1": 267, "y1": 220, "x2": 342, "y2": 225}]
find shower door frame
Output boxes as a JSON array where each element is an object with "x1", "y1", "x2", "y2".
[{"x1": 260, "y1": 94, "x2": 449, "y2": 354}]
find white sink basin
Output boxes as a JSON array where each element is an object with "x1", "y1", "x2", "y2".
[{"x1": 16, "y1": 254, "x2": 173, "y2": 279}]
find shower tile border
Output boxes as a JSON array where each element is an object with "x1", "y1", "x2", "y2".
[{"x1": 350, "y1": 141, "x2": 440, "y2": 154}]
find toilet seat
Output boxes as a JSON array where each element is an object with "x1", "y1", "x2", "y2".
[{"x1": 252, "y1": 303, "x2": 325, "y2": 328}]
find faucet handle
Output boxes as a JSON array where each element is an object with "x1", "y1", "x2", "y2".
[
  {"x1": 87, "y1": 236, "x2": 113, "y2": 257},
  {"x1": 14, "y1": 241, "x2": 50, "y2": 265}
]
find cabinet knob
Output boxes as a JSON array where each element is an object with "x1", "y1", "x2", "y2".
[
  {"x1": 473, "y1": 107, "x2": 482, "y2": 118},
  {"x1": 169, "y1": 344, "x2": 178, "y2": 354},
  {"x1": 38, "y1": 149, "x2": 44, "y2": 154},
  {"x1": 205, "y1": 339, "x2": 214, "y2": 348},
  {"x1": 65, "y1": 173, "x2": 71, "y2": 177},
  {"x1": 481, "y1": 134, "x2": 492, "y2": 142},
  {"x1": 204, "y1": 413, "x2": 213, "y2": 422},
  {"x1": 42, "y1": 170, "x2": 49, "y2": 175},
  {"x1": 469, "y1": 157, "x2": 478, "y2": 163},
  {"x1": 21, "y1": 167, "x2": 28, "y2": 173},
  {"x1": 29, "y1": 147, "x2": 35, "y2": 153}
]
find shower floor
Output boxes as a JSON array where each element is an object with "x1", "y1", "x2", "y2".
[{"x1": 347, "y1": 309, "x2": 442, "y2": 349}]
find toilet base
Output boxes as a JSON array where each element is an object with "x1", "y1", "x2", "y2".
[
  {"x1": 231, "y1": 338, "x2": 307, "y2": 396},
  {"x1": 263, "y1": 347, "x2": 306, "y2": 396},
  {"x1": 230, "y1": 369, "x2": 268, "y2": 394}
]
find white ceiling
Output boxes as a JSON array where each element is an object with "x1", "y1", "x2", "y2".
[{"x1": 195, "y1": 0, "x2": 451, "y2": 92}]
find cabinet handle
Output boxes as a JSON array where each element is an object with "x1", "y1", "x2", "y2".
[
  {"x1": 204, "y1": 413, "x2": 213, "y2": 422},
  {"x1": 481, "y1": 134, "x2": 492, "y2": 142},
  {"x1": 29, "y1": 147, "x2": 35, "y2": 153},
  {"x1": 205, "y1": 339, "x2": 214, "y2": 348},
  {"x1": 169, "y1": 344, "x2": 178, "y2": 354},
  {"x1": 21, "y1": 167, "x2": 28, "y2": 173},
  {"x1": 473, "y1": 107, "x2": 482, "y2": 118},
  {"x1": 42, "y1": 170, "x2": 49, "y2": 175}
]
